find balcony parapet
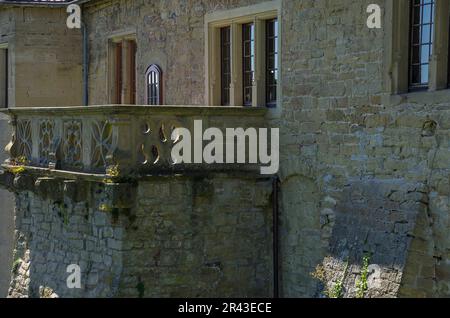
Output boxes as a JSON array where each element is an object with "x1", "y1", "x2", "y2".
[{"x1": 0, "y1": 105, "x2": 268, "y2": 182}]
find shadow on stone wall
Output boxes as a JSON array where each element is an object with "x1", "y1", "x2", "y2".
[
  {"x1": 311, "y1": 179, "x2": 429, "y2": 298},
  {"x1": 279, "y1": 175, "x2": 323, "y2": 298}
]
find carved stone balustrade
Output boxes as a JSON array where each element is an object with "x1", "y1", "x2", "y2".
[{"x1": 0, "y1": 105, "x2": 268, "y2": 181}]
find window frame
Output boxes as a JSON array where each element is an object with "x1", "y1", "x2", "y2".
[
  {"x1": 205, "y1": 1, "x2": 281, "y2": 112},
  {"x1": 220, "y1": 26, "x2": 231, "y2": 106},
  {"x1": 408, "y1": 0, "x2": 436, "y2": 91},
  {"x1": 0, "y1": 45, "x2": 9, "y2": 108},
  {"x1": 265, "y1": 18, "x2": 279, "y2": 108},
  {"x1": 145, "y1": 64, "x2": 163, "y2": 106},
  {"x1": 387, "y1": 0, "x2": 450, "y2": 94},
  {"x1": 107, "y1": 32, "x2": 137, "y2": 105},
  {"x1": 242, "y1": 22, "x2": 255, "y2": 106}
]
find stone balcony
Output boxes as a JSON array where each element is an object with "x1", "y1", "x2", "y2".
[
  {"x1": 1, "y1": 105, "x2": 274, "y2": 298},
  {"x1": 0, "y1": 105, "x2": 268, "y2": 185}
]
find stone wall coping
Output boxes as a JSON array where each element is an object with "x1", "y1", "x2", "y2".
[
  {"x1": 0, "y1": 105, "x2": 268, "y2": 117},
  {"x1": 1, "y1": 163, "x2": 271, "y2": 183}
]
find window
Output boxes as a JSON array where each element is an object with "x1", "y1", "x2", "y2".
[
  {"x1": 128, "y1": 41, "x2": 137, "y2": 104},
  {"x1": 0, "y1": 47, "x2": 8, "y2": 108},
  {"x1": 409, "y1": 0, "x2": 435, "y2": 89},
  {"x1": 206, "y1": 3, "x2": 281, "y2": 108},
  {"x1": 220, "y1": 27, "x2": 231, "y2": 106},
  {"x1": 266, "y1": 18, "x2": 278, "y2": 107},
  {"x1": 145, "y1": 64, "x2": 162, "y2": 105},
  {"x1": 113, "y1": 42, "x2": 123, "y2": 104},
  {"x1": 243, "y1": 23, "x2": 255, "y2": 106},
  {"x1": 108, "y1": 37, "x2": 136, "y2": 104},
  {"x1": 448, "y1": 10, "x2": 450, "y2": 87},
  {"x1": 389, "y1": 0, "x2": 450, "y2": 93}
]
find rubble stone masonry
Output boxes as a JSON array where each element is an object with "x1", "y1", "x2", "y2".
[{"x1": 1, "y1": 0, "x2": 450, "y2": 298}]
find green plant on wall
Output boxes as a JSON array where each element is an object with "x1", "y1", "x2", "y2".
[
  {"x1": 106, "y1": 165, "x2": 120, "y2": 178},
  {"x1": 356, "y1": 255, "x2": 370, "y2": 298},
  {"x1": 328, "y1": 260, "x2": 348, "y2": 298},
  {"x1": 12, "y1": 257, "x2": 23, "y2": 274},
  {"x1": 99, "y1": 203, "x2": 113, "y2": 213},
  {"x1": 55, "y1": 201, "x2": 69, "y2": 227},
  {"x1": 8, "y1": 165, "x2": 25, "y2": 175},
  {"x1": 136, "y1": 278, "x2": 145, "y2": 298},
  {"x1": 7, "y1": 155, "x2": 29, "y2": 175},
  {"x1": 311, "y1": 257, "x2": 349, "y2": 298}
]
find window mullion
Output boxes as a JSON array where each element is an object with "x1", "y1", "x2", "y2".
[
  {"x1": 254, "y1": 18, "x2": 265, "y2": 107},
  {"x1": 230, "y1": 22, "x2": 243, "y2": 106},
  {"x1": 209, "y1": 27, "x2": 221, "y2": 106},
  {"x1": 429, "y1": 0, "x2": 450, "y2": 90}
]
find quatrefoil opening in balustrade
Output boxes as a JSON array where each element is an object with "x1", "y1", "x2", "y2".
[{"x1": 140, "y1": 120, "x2": 182, "y2": 167}]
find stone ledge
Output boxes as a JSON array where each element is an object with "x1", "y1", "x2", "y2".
[
  {"x1": 0, "y1": 169, "x2": 139, "y2": 212},
  {"x1": 0, "y1": 104, "x2": 268, "y2": 117}
]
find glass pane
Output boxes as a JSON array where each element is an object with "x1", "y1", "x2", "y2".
[
  {"x1": 220, "y1": 26, "x2": 231, "y2": 106},
  {"x1": 409, "y1": 0, "x2": 434, "y2": 89},
  {"x1": 422, "y1": 4, "x2": 432, "y2": 24},
  {"x1": 421, "y1": 24, "x2": 431, "y2": 43},
  {"x1": 421, "y1": 44, "x2": 430, "y2": 64},
  {"x1": 266, "y1": 19, "x2": 278, "y2": 107},
  {"x1": 421, "y1": 64, "x2": 429, "y2": 84},
  {"x1": 242, "y1": 23, "x2": 255, "y2": 106}
]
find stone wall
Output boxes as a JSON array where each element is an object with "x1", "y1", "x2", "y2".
[
  {"x1": 81, "y1": 0, "x2": 447, "y2": 298},
  {"x1": 85, "y1": 0, "x2": 264, "y2": 105},
  {"x1": 0, "y1": 8, "x2": 17, "y2": 297},
  {"x1": 277, "y1": 0, "x2": 450, "y2": 297},
  {"x1": 0, "y1": 114, "x2": 14, "y2": 297},
  {"x1": 7, "y1": 174, "x2": 273, "y2": 298},
  {"x1": 11, "y1": 6, "x2": 83, "y2": 107},
  {"x1": 0, "y1": 5, "x2": 84, "y2": 297},
  {"x1": 2, "y1": 0, "x2": 450, "y2": 298}
]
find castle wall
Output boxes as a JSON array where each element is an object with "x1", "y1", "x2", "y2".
[
  {"x1": 2, "y1": 0, "x2": 450, "y2": 298},
  {"x1": 83, "y1": 0, "x2": 449, "y2": 297},
  {"x1": 85, "y1": 0, "x2": 265, "y2": 106},
  {"x1": 8, "y1": 175, "x2": 273, "y2": 298},
  {"x1": 0, "y1": 113, "x2": 14, "y2": 297},
  {"x1": 12, "y1": 7, "x2": 82, "y2": 107},
  {"x1": 0, "y1": 5, "x2": 84, "y2": 297},
  {"x1": 0, "y1": 8, "x2": 16, "y2": 297},
  {"x1": 278, "y1": 0, "x2": 450, "y2": 297}
]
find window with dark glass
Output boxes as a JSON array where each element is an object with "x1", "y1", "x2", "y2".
[
  {"x1": 243, "y1": 23, "x2": 255, "y2": 106},
  {"x1": 114, "y1": 42, "x2": 123, "y2": 104},
  {"x1": 409, "y1": 0, "x2": 435, "y2": 89},
  {"x1": 127, "y1": 41, "x2": 137, "y2": 105},
  {"x1": 4, "y1": 48, "x2": 7, "y2": 108},
  {"x1": 221, "y1": 26, "x2": 231, "y2": 106},
  {"x1": 146, "y1": 64, "x2": 162, "y2": 105},
  {"x1": 0, "y1": 48, "x2": 8, "y2": 108},
  {"x1": 448, "y1": 13, "x2": 450, "y2": 88},
  {"x1": 110, "y1": 39, "x2": 136, "y2": 105},
  {"x1": 266, "y1": 19, "x2": 278, "y2": 107}
]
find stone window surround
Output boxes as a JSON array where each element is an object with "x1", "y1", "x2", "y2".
[
  {"x1": 107, "y1": 30, "x2": 137, "y2": 105},
  {"x1": 386, "y1": 0, "x2": 450, "y2": 95},
  {"x1": 205, "y1": 1, "x2": 282, "y2": 117}
]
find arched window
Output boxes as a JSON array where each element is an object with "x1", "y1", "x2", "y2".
[{"x1": 145, "y1": 64, "x2": 162, "y2": 105}]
